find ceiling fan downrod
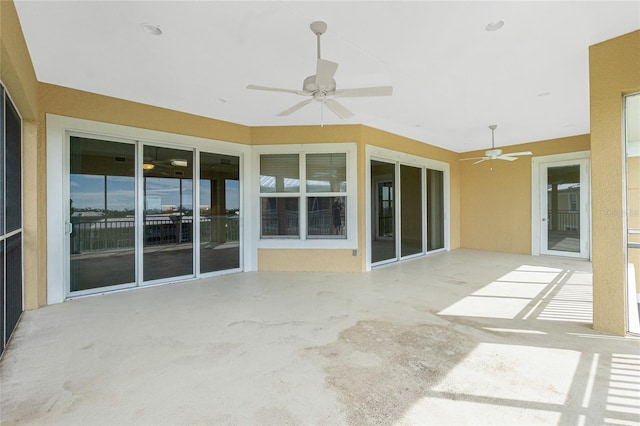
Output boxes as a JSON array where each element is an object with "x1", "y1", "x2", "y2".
[
  {"x1": 489, "y1": 124, "x2": 497, "y2": 149},
  {"x1": 310, "y1": 21, "x2": 327, "y2": 60}
]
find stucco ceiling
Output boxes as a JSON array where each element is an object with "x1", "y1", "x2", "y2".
[{"x1": 13, "y1": 1, "x2": 640, "y2": 153}]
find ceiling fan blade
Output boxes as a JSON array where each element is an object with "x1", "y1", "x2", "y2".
[
  {"x1": 497, "y1": 155, "x2": 518, "y2": 161},
  {"x1": 504, "y1": 151, "x2": 533, "y2": 157},
  {"x1": 460, "y1": 156, "x2": 487, "y2": 161},
  {"x1": 315, "y1": 59, "x2": 338, "y2": 89},
  {"x1": 276, "y1": 99, "x2": 313, "y2": 116},
  {"x1": 325, "y1": 99, "x2": 354, "y2": 119},
  {"x1": 247, "y1": 85, "x2": 309, "y2": 96},
  {"x1": 473, "y1": 159, "x2": 488, "y2": 165},
  {"x1": 334, "y1": 86, "x2": 393, "y2": 97}
]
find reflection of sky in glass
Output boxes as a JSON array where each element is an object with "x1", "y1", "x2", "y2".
[
  {"x1": 199, "y1": 179, "x2": 240, "y2": 210},
  {"x1": 226, "y1": 180, "x2": 239, "y2": 210},
  {"x1": 146, "y1": 178, "x2": 192, "y2": 209},
  {"x1": 70, "y1": 174, "x2": 135, "y2": 211},
  {"x1": 260, "y1": 176, "x2": 300, "y2": 192},
  {"x1": 72, "y1": 174, "x2": 237, "y2": 212}
]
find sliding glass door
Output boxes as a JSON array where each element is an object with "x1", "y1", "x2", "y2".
[
  {"x1": 143, "y1": 146, "x2": 194, "y2": 282},
  {"x1": 69, "y1": 136, "x2": 136, "y2": 292},
  {"x1": 67, "y1": 135, "x2": 240, "y2": 296},
  {"x1": 401, "y1": 165, "x2": 423, "y2": 257},
  {"x1": 370, "y1": 157, "x2": 446, "y2": 267},
  {"x1": 199, "y1": 152, "x2": 240, "y2": 273},
  {"x1": 371, "y1": 160, "x2": 396, "y2": 263}
]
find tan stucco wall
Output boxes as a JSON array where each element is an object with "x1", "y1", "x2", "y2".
[
  {"x1": 460, "y1": 135, "x2": 590, "y2": 254},
  {"x1": 39, "y1": 83, "x2": 252, "y2": 145},
  {"x1": 590, "y1": 30, "x2": 640, "y2": 335},
  {"x1": 1, "y1": 1, "x2": 42, "y2": 309}
]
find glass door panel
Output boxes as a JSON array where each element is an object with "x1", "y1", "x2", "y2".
[
  {"x1": 546, "y1": 165, "x2": 581, "y2": 253},
  {"x1": 371, "y1": 160, "x2": 396, "y2": 263},
  {"x1": 69, "y1": 136, "x2": 136, "y2": 292},
  {"x1": 401, "y1": 165, "x2": 423, "y2": 257},
  {"x1": 427, "y1": 169, "x2": 445, "y2": 251},
  {"x1": 143, "y1": 146, "x2": 194, "y2": 282},
  {"x1": 625, "y1": 93, "x2": 640, "y2": 333},
  {"x1": 199, "y1": 152, "x2": 240, "y2": 273}
]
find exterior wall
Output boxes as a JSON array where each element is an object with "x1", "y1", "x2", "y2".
[
  {"x1": 460, "y1": 135, "x2": 590, "y2": 254},
  {"x1": 39, "y1": 83, "x2": 251, "y2": 145},
  {"x1": 1, "y1": 1, "x2": 41, "y2": 309},
  {"x1": 590, "y1": 30, "x2": 640, "y2": 335}
]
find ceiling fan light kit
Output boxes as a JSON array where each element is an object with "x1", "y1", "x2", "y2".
[
  {"x1": 247, "y1": 21, "x2": 393, "y2": 122},
  {"x1": 460, "y1": 124, "x2": 533, "y2": 165}
]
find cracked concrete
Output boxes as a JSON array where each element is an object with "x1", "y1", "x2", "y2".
[{"x1": 1, "y1": 249, "x2": 639, "y2": 425}]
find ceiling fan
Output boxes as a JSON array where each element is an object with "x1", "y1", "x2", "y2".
[
  {"x1": 246, "y1": 21, "x2": 393, "y2": 120},
  {"x1": 460, "y1": 125, "x2": 533, "y2": 164}
]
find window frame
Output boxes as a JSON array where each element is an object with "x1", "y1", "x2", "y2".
[{"x1": 254, "y1": 143, "x2": 357, "y2": 249}]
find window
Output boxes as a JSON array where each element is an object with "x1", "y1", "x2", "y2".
[{"x1": 257, "y1": 145, "x2": 355, "y2": 245}]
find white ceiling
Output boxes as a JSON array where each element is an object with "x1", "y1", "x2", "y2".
[{"x1": 13, "y1": 1, "x2": 640, "y2": 153}]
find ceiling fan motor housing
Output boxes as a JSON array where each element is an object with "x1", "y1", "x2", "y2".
[
  {"x1": 485, "y1": 148, "x2": 502, "y2": 158},
  {"x1": 303, "y1": 75, "x2": 336, "y2": 94}
]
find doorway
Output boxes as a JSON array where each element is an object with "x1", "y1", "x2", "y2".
[
  {"x1": 624, "y1": 92, "x2": 639, "y2": 334},
  {"x1": 532, "y1": 153, "x2": 590, "y2": 258}
]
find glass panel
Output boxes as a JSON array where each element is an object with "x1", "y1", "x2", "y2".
[
  {"x1": 401, "y1": 165, "x2": 422, "y2": 257},
  {"x1": 143, "y1": 146, "x2": 194, "y2": 281},
  {"x1": 307, "y1": 196, "x2": 346, "y2": 238},
  {"x1": 70, "y1": 136, "x2": 136, "y2": 291},
  {"x1": 5, "y1": 234, "x2": 21, "y2": 345},
  {"x1": 261, "y1": 197, "x2": 299, "y2": 237},
  {"x1": 260, "y1": 154, "x2": 299, "y2": 193},
  {"x1": 547, "y1": 165, "x2": 580, "y2": 253},
  {"x1": 427, "y1": 169, "x2": 445, "y2": 251},
  {"x1": 371, "y1": 160, "x2": 396, "y2": 263},
  {"x1": 5, "y1": 95, "x2": 21, "y2": 233},
  {"x1": 199, "y1": 152, "x2": 240, "y2": 273},
  {"x1": 306, "y1": 153, "x2": 346, "y2": 193},
  {"x1": 625, "y1": 93, "x2": 640, "y2": 332}
]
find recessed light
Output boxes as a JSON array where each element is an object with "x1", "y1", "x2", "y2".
[
  {"x1": 485, "y1": 20, "x2": 504, "y2": 32},
  {"x1": 140, "y1": 23, "x2": 162, "y2": 36}
]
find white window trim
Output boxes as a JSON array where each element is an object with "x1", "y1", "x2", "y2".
[
  {"x1": 252, "y1": 143, "x2": 358, "y2": 250},
  {"x1": 365, "y1": 145, "x2": 451, "y2": 271}
]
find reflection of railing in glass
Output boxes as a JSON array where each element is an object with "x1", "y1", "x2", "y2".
[
  {"x1": 308, "y1": 208, "x2": 346, "y2": 236},
  {"x1": 262, "y1": 211, "x2": 299, "y2": 236},
  {"x1": 71, "y1": 216, "x2": 240, "y2": 254},
  {"x1": 547, "y1": 210, "x2": 579, "y2": 231}
]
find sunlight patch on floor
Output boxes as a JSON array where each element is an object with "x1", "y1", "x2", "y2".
[
  {"x1": 432, "y1": 343, "x2": 580, "y2": 405},
  {"x1": 438, "y1": 265, "x2": 593, "y2": 323},
  {"x1": 396, "y1": 342, "x2": 580, "y2": 425}
]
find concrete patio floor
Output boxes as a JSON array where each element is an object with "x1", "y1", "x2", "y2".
[{"x1": 1, "y1": 249, "x2": 639, "y2": 425}]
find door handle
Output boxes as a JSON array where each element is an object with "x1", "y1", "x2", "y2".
[{"x1": 65, "y1": 222, "x2": 73, "y2": 234}]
